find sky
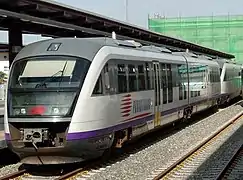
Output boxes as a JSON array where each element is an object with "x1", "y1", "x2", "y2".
[{"x1": 1, "y1": 0, "x2": 243, "y2": 45}]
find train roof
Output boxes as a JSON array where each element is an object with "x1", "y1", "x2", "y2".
[
  {"x1": 15, "y1": 37, "x2": 230, "y2": 62},
  {"x1": 15, "y1": 37, "x2": 112, "y2": 61}
]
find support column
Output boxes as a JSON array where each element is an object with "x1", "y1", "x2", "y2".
[{"x1": 8, "y1": 21, "x2": 23, "y2": 67}]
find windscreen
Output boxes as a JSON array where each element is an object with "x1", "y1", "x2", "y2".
[{"x1": 8, "y1": 56, "x2": 90, "y2": 117}]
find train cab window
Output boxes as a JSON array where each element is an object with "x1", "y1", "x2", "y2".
[
  {"x1": 93, "y1": 75, "x2": 103, "y2": 95},
  {"x1": 128, "y1": 64, "x2": 137, "y2": 92},
  {"x1": 138, "y1": 64, "x2": 146, "y2": 91},
  {"x1": 118, "y1": 64, "x2": 128, "y2": 93}
]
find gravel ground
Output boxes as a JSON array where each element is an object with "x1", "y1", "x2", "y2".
[
  {"x1": 164, "y1": 114, "x2": 243, "y2": 179},
  {"x1": 0, "y1": 103, "x2": 242, "y2": 179},
  {"x1": 82, "y1": 104, "x2": 243, "y2": 180},
  {"x1": 0, "y1": 163, "x2": 22, "y2": 178}
]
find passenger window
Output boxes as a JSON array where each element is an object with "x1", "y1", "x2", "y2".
[
  {"x1": 93, "y1": 75, "x2": 103, "y2": 95},
  {"x1": 161, "y1": 63, "x2": 167, "y2": 104},
  {"x1": 138, "y1": 64, "x2": 146, "y2": 91},
  {"x1": 167, "y1": 64, "x2": 173, "y2": 103},
  {"x1": 145, "y1": 63, "x2": 152, "y2": 90},
  {"x1": 128, "y1": 64, "x2": 137, "y2": 92},
  {"x1": 118, "y1": 64, "x2": 128, "y2": 93}
]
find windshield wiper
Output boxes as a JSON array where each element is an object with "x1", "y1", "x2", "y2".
[
  {"x1": 35, "y1": 61, "x2": 68, "y2": 89},
  {"x1": 58, "y1": 61, "x2": 68, "y2": 87}
]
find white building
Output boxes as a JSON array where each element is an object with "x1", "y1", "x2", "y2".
[
  {"x1": 0, "y1": 52, "x2": 9, "y2": 74},
  {"x1": 0, "y1": 50, "x2": 9, "y2": 100}
]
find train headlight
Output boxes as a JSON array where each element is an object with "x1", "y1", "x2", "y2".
[
  {"x1": 20, "y1": 108, "x2": 26, "y2": 114},
  {"x1": 53, "y1": 107, "x2": 60, "y2": 114},
  {"x1": 52, "y1": 107, "x2": 69, "y2": 115}
]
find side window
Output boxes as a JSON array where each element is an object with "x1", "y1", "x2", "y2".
[
  {"x1": 167, "y1": 64, "x2": 173, "y2": 103},
  {"x1": 138, "y1": 64, "x2": 146, "y2": 91},
  {"x1": 171, "y1": 64, "x2": 177, "y2": 87},
  {"x1": 177, "y1": 64, "x2": 183, "y2": 100},
  {"x1": 128, "y1": 64, "x2": 137, "y2": 92},
  {"x1": 93, "y1": 75, "x2": 103, "y2": 95},
  {"x1": 161, "y1": 63, "x2": 167, "y2": 104},
  {"x1": 118, "y1": 64, "x2": 128, "y2": 93},
  {"x1": 145, "y1": 62, "x2": 152, "y2": 90}
]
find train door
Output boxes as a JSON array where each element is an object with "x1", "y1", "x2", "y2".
[{"x1": 152, "y1": 61, "x2": 161, "y2": 127}]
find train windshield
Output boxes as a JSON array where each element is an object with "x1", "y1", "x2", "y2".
[{"x1": 8, "y1": 56, "x2": 90, "y2": 117}]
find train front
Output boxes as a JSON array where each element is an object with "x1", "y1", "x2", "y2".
[{"x1": 4, "y1": 51, "x2": 91, "y2": 164}]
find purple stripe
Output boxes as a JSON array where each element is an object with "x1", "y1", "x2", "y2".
[
  {"x1": 67, "y1": 95, "x2": 223, "y2": 140},
  {"x1": 67, "y1": 114, "x2": 154, "y2": 140},
  {"x1": 5, "y1": 133, "x2": 11, "y2": 141}
]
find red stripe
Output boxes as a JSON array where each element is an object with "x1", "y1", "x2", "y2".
[
  {"x1": 122, "y1": 98, "x2": 132, "y2": 102},
  {"x1": 121, "y1": 102, "x2": 132, "y2": 106},
  {"x1": 122, "y1": 113, "x2": 130, "y2": 117},
  {"x1": 121, "y1": 109, "x2": 131, "y2": 114},
  {"x1": 121, "y1": 106, "x2": 132, "y2": 110},
  {"x1": 123, "y1": 94, "x2": 131, "y2": 98},
  {"x1": 124, "y1": 112, "x2": 152, "y2": 121}
]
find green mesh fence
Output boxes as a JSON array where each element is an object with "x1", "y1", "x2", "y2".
[{"x1": 148, "y1": 15, "x2": 243, "y2": 62}]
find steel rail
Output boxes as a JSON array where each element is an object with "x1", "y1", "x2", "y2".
[
  {"x1": 0, "y1": 169, "x2": 26, "y2": 180},
  {"x1": 152, "y1": 111, "x2": 243, "y2": 180},
  {"x1": 215, "y1": 144, "x2": 243, "y2": 180}
]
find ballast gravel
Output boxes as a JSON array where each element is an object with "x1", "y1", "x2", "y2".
[
  {"x1": 0, "y1": 163, "x2": 22, "y2": 178},
  {"x1": 84, "y1": 103, "x2": 243, "y2": 180}
]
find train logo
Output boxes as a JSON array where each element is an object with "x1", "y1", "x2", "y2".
[{"x1": 120, "y1": 94, "x2": 132, "y2": 117}]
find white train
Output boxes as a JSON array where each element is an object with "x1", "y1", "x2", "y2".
[
  {"x1": 216, "y1": 59, "x2": 242, "y2": 105},
  {"x1": 3, "y1": 37, "x2": 242, "y2": 165}
]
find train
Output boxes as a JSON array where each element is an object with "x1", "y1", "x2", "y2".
[{"x1": 3, "y1": 37, "x2": 243, "y2": 165}]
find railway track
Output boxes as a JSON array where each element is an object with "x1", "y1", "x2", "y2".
[
  {"x1": 217, "y1": 145, "x2": 243, "y2": 180},
  {"x1": 1, "y1": 101, "x2": 242, "y2": 180},
  {"x1": 0, "y1": 169, "x2": 26, "y2": 180},
  {"x1": 0, "y1": 109, "x2": 215, "y2": 180},
  {"x1": 151, "y1": 111, "x2": 243, "y2": 180}
]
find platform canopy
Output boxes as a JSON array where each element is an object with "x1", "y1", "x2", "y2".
[{"x1": 0, "y1": 0, "x2": 235, "y2": 59}]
